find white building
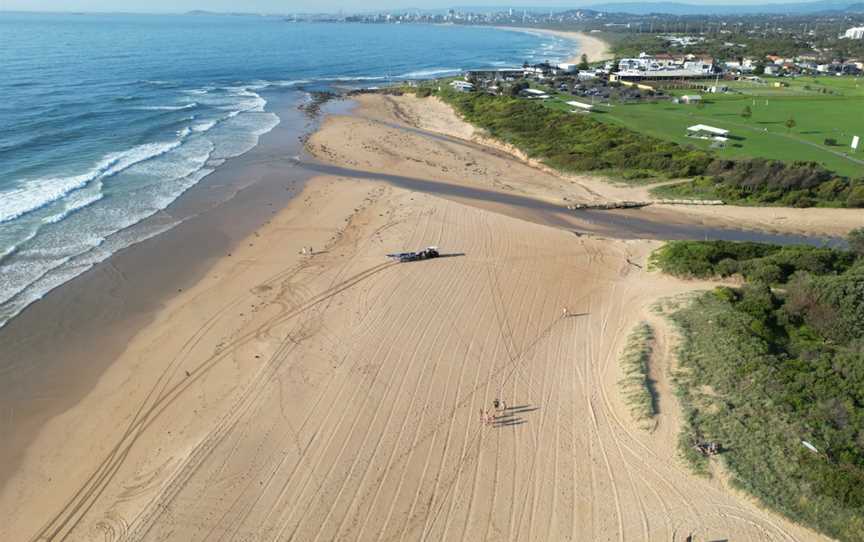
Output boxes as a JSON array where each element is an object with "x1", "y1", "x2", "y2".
[
  {"x1": 616, "y1": 53, "x2": 714, "y2": 80},
  {"x1": 449, "y1": 80, "x2": 475, "y2": 92},
  {"x1": 520, "y1": 88, "x2": 550, "y2": 99},
  {"x1": 844, "y1": 27, "x2": 864, "y2": 40}
]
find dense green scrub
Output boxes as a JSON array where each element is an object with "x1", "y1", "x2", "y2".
[
  {"x1": 652, "y1": 238, "x2": 864, "y2": 541},
  {"x1": 441, "y1": 90, "x2": 713, "y2": 178},
  {"x1": 432, "y1": 89, "x2": 864, "y2": 207},
  {"x1": 653, "y1": 160, "x2": 864, "y2": 208},
  {"x1": 441, "y1": 92, "x2": 712, "y2": 177}
]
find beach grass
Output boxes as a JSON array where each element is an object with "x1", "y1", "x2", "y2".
[{"x1": 617, "y1": 321, "x2": 657, "y2": 428}]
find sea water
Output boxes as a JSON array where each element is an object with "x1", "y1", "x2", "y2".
[{"x1": 0, "y1": 13, "x2": 576, "y2": 328}]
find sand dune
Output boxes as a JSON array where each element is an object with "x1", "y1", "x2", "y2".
[{"x1": 0, "y1": 93, "x2": 835, "y2": 541}]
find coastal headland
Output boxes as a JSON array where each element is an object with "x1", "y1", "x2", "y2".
[{"x1": 0, "y1": 88, "x2": 840, "y2": 540}]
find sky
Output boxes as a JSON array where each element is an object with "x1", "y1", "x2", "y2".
[{"x1": 0, "y1": 0, "x2": 823, "y2": 14}]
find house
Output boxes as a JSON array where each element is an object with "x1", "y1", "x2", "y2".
[
  {"x1": 520, "y1": 88, "x2": 550, "y2": 99},
  {"x1": 464, "y1": 68, "x2": 524, "y2": 82},
  {"x1": 615, "y1": 52, "x2": 715, "y2": 81},
  {"x1": 523, "y1": 62, "x2": 557, "y2": 78},
  {"x1": 449, "y1": 80, "x2": 475, "y2": 93}
]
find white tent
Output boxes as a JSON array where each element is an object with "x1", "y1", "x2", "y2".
[
  {"x1": 566, "y1": 100, "x2": 594, "y2": 111},
  {"x1": 687, "y1": 124, "x2": 729, "y2": 138}
]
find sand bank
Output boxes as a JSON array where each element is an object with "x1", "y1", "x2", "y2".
[
  {"x1": 0, "y1": 91, "x2": 835, "y2": 541},
  {"x1": 495, "y1": 26, "x2": 612, "y2": 63}
]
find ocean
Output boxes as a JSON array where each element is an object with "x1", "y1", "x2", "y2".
[{"x1": 0, "y1": 13, "x2": 577, "y2": 328}]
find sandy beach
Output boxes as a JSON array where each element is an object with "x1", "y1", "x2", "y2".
[
  {"x1": 0, "y1": 90, "x2": 845, "y2": 541},
  {"x1": 494, "y1": 26, "x2": 613, "y2": 63}
]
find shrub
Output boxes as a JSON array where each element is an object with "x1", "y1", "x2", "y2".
[
  {"x1": 715, "y1": 258, "x2": 740, "y2": 277},
  {"x1": 847, "y1": 185, "x2": 864, "y2": 208},
  {"x1": 849, "y1": 228, "x2": 864, "y2": 257},
  {"x1": 746, "y1": 261, "x2": 784, "y2": 285},
  {"x1": 652, "y1": 241, "x2": 856, "y2": 284}
]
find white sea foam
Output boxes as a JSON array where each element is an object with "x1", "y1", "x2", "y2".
[
  {"x1": 192, "y1": 119, "x2": 217, "y2": 132},
  {"x1": 0, "y1": 140, "x2": 181, "y2": 224},
  {"x1": 399, "y1": 68, "x2": 461, "y2": 78},
  {"x1": 0, "y1": 219, "x2": 181, "y2": 329},
  {"x1": 43, "y1": 183, "x2": 105, "y2": 225},
  {"x1": 318, "y1": 75, "x2": 389, "y2": 82},
  {"x1": 137, "y1": 102, "x2": 198, "y2": 111},
  {"x1": 0, "y1": 81, "x2": 283, "y2": 329}
]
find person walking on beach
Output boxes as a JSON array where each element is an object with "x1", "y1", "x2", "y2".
[{"x1": 493, "y1": 399, "x2": 500, "y2": 410}]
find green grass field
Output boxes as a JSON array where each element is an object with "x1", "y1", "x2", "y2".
[{"x1": 543, "y1": 76, "x2": 864, "y2": 178}]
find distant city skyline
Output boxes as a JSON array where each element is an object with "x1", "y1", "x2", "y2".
[{"x1": 1, "y1": 0, "x2": 833, "y2": 15}]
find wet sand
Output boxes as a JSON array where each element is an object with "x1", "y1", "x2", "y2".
[
  {"x1": 0, "y1": 91, "x2": 841, "y2": 541},
  {"x1": 0, "y1": 91, "x2": 315, "y2": 492}
]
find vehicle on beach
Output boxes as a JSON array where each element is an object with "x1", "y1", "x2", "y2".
[{"x1": 387, "y1": 246, "x2": 440, "y2": 262}]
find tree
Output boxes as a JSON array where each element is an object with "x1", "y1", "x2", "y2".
[
  {"x1": 785, "y1": 116, "x2": 797, "y2": 133},
  {"x1": 741, "y1": 105, "x2": 752, "y2": 119},
  {"x1": 578, "y1": 53, "x2": 590, "y2": 71},
  {"x1": 849, "y1": 228, "x2": 864, "y2": 257},
  {"x1": 507, "y1": 81, "x2": 528, "y2": 97}
]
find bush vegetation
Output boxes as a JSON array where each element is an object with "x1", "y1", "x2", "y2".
[
  {"x1": 428, "y1": 88, "x2": 863, "y2": 207},
  {"x1": 439, "y1": 90, "x2": 714, "y2": 178},
  {"x1": 653, "y1": 232, "x2": 864, "y2": 541},
  {"x1": 617, "y1": 322, "x2": 657, "y2": 427},
  {"x1": 649, "y1": 240, "x2": 856, "y2": 283},
  {"x1": 653, "y1": 159, "x2": 864, "y2": 208}
]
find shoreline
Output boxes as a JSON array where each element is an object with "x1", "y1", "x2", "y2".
[
  {"x1": 493, "y1": 26, "x2": 612, "y2": 63},
  {"x1": 0, "y1": 91, "x2": 318, "y2": 494},
  {"x1": 0, "y1": 90, "x2": 835, "y2": 541}
]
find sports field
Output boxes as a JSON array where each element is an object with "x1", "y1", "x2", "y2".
[{"x1": 558, "y1": 76, "x2": 864, "y2": 177}]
